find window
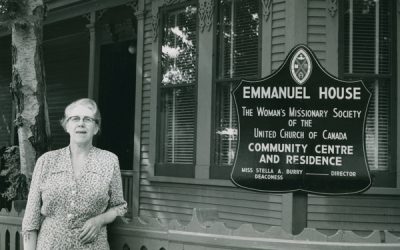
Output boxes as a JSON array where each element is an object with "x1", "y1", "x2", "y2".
[
  {"x1": 341, "y1": 0, "x2": 395, "y2": 186},
  {"x1": 212, "y1": 0, "x2": 260, "y2": 179},
  {"x1": 156, "y1": 4, "x2": 198, "y2": 177}
]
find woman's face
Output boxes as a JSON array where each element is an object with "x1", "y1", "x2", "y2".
[{"x1": 65, "y1": 105, "x2": 99, "y2": 146}]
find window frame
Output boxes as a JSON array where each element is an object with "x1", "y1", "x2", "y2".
[
  {"x1": 155, "y1": 1, "x2": 199, "y2": 178},
  {"x1": 338, "y1": 0, "x2": 397, "y2": 187},
  {"x1": 210, "y1": 0, "x2": 263, "y2": 179}
]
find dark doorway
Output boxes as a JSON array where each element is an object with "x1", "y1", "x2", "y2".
[{"x1": 98, "y1": 40, "x2": 135, "y2": 170}]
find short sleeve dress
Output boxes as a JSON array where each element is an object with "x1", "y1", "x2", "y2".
[{"x1": 22, "y1": 147, "x2": 127, "y2": 250}]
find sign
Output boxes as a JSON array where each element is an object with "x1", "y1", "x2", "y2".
[{"x1": 231, "y1": 45, "x2": 372, "y2": 195}]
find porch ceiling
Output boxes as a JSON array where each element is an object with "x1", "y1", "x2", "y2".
[
  {"x1": 46, "y1": 0, "x2": 134, "y2": 23},
  {"x1": 0, "y1": 0, "x2": 135, "y2": 37}
]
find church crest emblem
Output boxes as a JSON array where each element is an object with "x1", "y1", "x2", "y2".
[{"x1": 290, "y1": 48, "x2": 312, "y2": 85}]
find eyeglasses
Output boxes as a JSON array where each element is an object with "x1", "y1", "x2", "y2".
[{"x1": 67, "y1": 116, "x2": 98, "y2": 124}]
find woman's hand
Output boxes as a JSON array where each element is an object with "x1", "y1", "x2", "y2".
[
  {"x1": 23, "y1": 230, "x2": 38, "y2": 250},
  {"x1": 79, "y1": 216, "x2": 104, "y2": 244}
]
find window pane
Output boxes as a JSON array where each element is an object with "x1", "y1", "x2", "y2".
[
  {"x1": 343, "y1": 0, "x2": 393, "y2": 172},
  {"x1": 160, "y1": 86, "x2": 196, "y2": 164},
  {"x1": 161, "y1": 6, "x2": 197, "y2": 85},
  {"x1": 217, "y1": 0, "x2": 259, "y2": 78},
  {"x1": 344, "y1": 0, "x2": 392, "y2": 74},
  {"x1": 215, "y1": 82, "x2": 238, "y2": 166}
]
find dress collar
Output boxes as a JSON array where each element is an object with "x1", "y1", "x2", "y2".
[{"x1": 49, "y1": 146, "x2": 96, "y2": 174}]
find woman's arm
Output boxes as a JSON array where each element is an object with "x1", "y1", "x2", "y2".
[
  {"x1": 22, "y1": 155, "x2": 47, "y2": 249},
  {"x1": 23, "y1": 230, "x2": 38, "y2": 250},
  {"x1": 97, "y1": 207, "x2": 119, "y2": 225},
  {"x1": 79, "y1": 207, "x2": 122, "y2": 244},
  {"x1": 80, "y1": 155, "x2": 127, "y2": 244}
]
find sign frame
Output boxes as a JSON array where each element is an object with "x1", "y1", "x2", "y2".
[{"x1": 230, "y1": 44, "x2": 372, "y2": 195}]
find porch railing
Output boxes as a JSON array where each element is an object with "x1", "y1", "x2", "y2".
[
  {"x1": 121, "y1": 170, "x2": 134, "y2": 218},
  {"x1": 0, "y1": 205, "x2": 23, "y2": 250}
]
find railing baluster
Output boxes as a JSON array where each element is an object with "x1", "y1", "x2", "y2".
[
  {"x1": 9, "y1": 229, "x2": 15, "y2": 250},
  {"x1": 6, "y1": 230, "x2": 10, "y2": 250},
  {"x1": 15, "y1": 231, "x2": 20, "y2": 250},
  {"x1": 121, "y1": 170, "x2": 134, "y2": 218},
  {"x1": 0, "y1": 229, "x2": 4, "y2": 250}
]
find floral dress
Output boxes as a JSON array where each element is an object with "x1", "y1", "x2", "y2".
[{"x1": 22, "y1": 147, "x2": 127, "y2": 249}]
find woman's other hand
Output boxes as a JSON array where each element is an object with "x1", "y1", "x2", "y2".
[{"x1": 79, "y1": 216, "x2": 103, "y2": 244}]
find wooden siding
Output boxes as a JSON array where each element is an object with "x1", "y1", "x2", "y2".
[
  {"x1": 43, "y1": 18, "x2": 89, "y2": 149},
  {"x1": 140, "y1": 182, "x2": 283, "y2": 230},
  {"x1": 0, "y1": 36, "x2": 12, "y2": 148},
  {"x1": 307, "y1": 0, "x2": 327, "y2": 64},
  {"x1": 138, "y1": 0, "x2": 283, "y2": 230},
  {"x1": 271, "y1": 0, "x2": 286, "y2": 71},
  {"x1": 308, "y1": 195, "x2": 400, "y2": 233}
]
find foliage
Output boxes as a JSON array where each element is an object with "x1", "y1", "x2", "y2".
[
  {"x1": 161, "y1": 6, "x2": 197, "y2": 86},
  {"x1": 0, "y1": 0, "x2": 23, "y2": 21},
  {"x1": 0, "y1": 146, "x2": 29, "y2": 201}
]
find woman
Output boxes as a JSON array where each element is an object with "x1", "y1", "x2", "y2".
[{"x1": 22, "y1": 98, "x2": 127, "y2": 249}]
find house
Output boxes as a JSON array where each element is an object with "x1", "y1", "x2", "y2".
[{"x1": 0, "y1": 0, "x2": 399, "y2": 249}]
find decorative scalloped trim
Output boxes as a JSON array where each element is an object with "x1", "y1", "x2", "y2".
[
  {"x1": 0, "y1": 202, "x2": 25, "y2": 217},
  {"x1": 110, "y1": 208, "x2": 400, "y2": 244},
  {"x1": 2, "y1": 207, "x2": 400, "y2": 246}
]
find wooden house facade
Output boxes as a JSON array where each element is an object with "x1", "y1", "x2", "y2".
[{"x1": 1, "y1": 0, "x2": 400, "y2": 249}]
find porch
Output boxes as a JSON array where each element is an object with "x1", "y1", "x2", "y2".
[
  {"x1": 1, "y1": 170, "x2": 400, "y2": 250},
  {"x1": 2, "y1": 208, "x2": 400, "y2": 250}
]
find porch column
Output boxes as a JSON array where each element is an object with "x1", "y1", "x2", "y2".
[
  {"x1": 282, "y1": 0, "x2": 308, "y2": 235},
  {"x1": 131, "y1": 0, "x2": 146, "y2": 218},
  {"x1": 86, "y1": 11, "x2": 100, "y2": 102},
  {"x1": 195, "y1": 0, "x2": 214, "y2": 179}
]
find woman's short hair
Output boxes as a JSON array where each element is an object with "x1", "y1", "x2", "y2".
[{"x1": 60, "y1": 98, "x2": 101, "y2": 131}]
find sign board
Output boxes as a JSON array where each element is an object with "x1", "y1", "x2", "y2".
[{"x1": 231, "y1": 45, "x2": 372, "y2": 195}]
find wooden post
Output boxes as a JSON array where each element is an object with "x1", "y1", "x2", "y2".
[
  {"x1": 131, "y1": 0, "x2": 145, "y2": 218},
  {"x1": 282, "y1": 191, "x2": 308, "y2": 235},
  {"x1": 149, "y1": 0, "x2": 162, "y2": 177},
  {"x1": 86, "y1": 11, "x2": 100, "y2": 102},
  {"x1": 195, "y1": 0, "x2": 214, "y2": 179}
]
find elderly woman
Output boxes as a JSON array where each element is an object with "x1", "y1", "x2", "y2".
[{"x1": 22, "y1": 98, "x2": 127, "y2": 249}]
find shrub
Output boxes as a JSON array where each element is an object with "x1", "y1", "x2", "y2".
[{"x1": 0, "y1": 146, "x2": 28, "y2": 201}]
